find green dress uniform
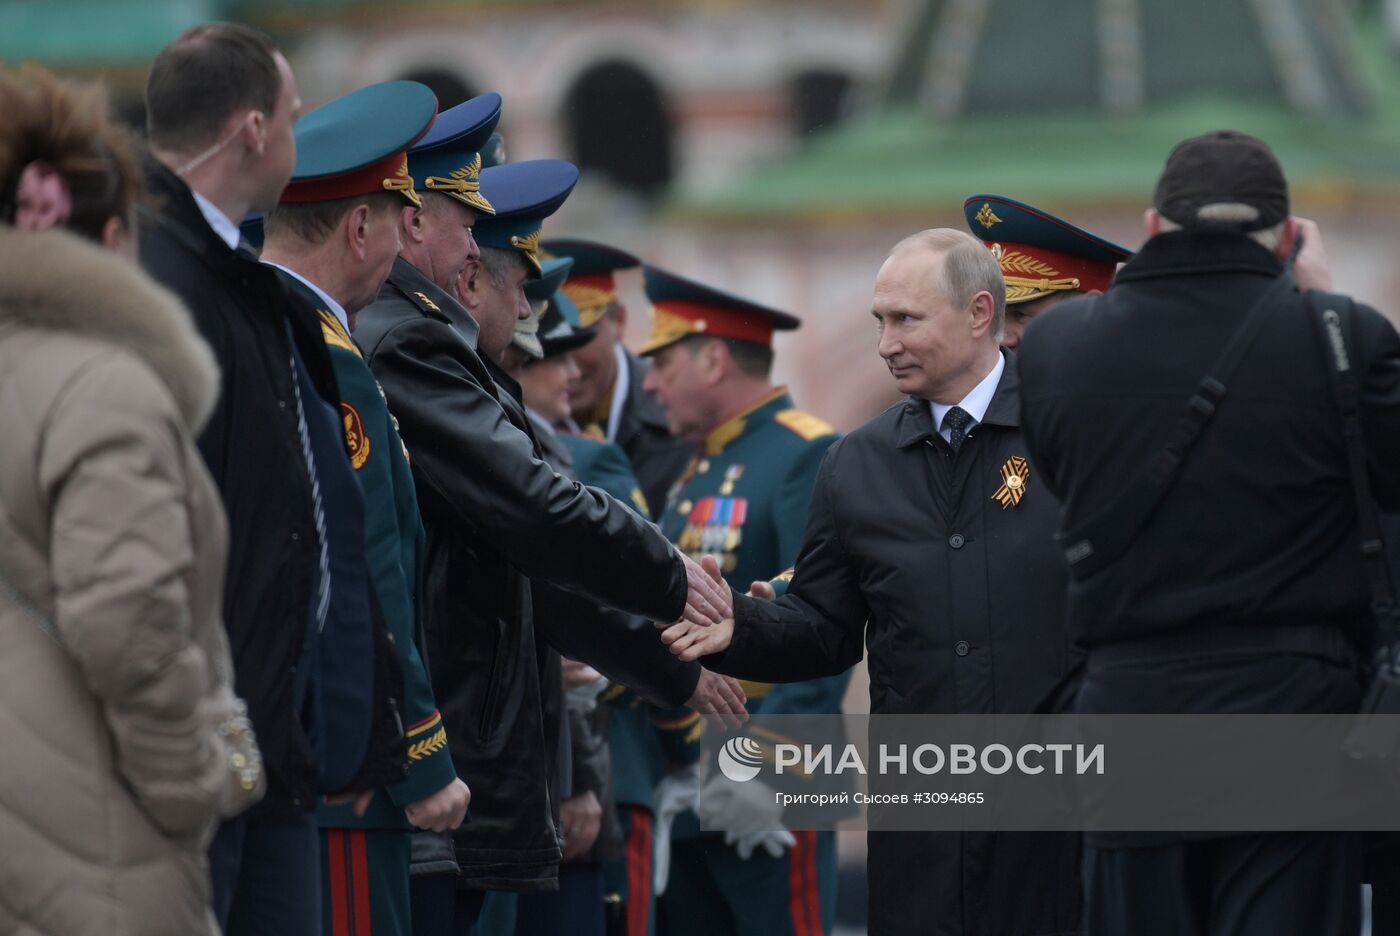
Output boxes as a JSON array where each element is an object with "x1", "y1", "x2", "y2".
[
  {"x1": 637, "y1": 259, "x2": 849, "y2": 936},
  {"x1": 304, "y1": 297, "x2": 460, "y2": 936},
  {"x1": 256, "y1": 78, "x2": 473, "y2": 936},
  {"x1": 560, "y1": 431, "x2": 701, "y2": 936},
  {"x1": 656, "y1": 389, "x2": 848, "y2": 936}
]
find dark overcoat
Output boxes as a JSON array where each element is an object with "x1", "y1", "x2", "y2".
[{"x1": 711, "y1": 354, "x2": 1080, "y2": 936}]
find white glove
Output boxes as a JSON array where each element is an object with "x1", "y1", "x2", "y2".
[
  {"x1": 564, "y1": 668, "x2": 609, "y2": 716},
  {"x1": 696, "y1": 770, "x2": 786, "y2": 837},
  {"x1": 729, "y1": 829, "x2": 797, "y2": 860},
  {"x1": 651, "y1": 764, "x2": 701, "y2": 895}
]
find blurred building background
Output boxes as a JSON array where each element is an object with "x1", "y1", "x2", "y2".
[
  {"x1": 8, "y1": 0, "x2": 1400, "y2": 929},
  {"x1": 6, "y1": 0, "x2": 1400, "y2": 432}
]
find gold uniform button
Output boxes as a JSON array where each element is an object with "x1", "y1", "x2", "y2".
[
  {"x1": 678, "y1": 500, "x2": 693, "y2": 515},
  {"x1": 697, "y1": 460, "x2": 711, "y2": 474}
]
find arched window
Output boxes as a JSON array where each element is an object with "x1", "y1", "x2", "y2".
[
  {"x1": 398, "y1": 68, "x2": 476, "y2": 110},
  {"x1": 791, "y1": 69, "x2": 854, "y2": 139},
  {"x1": 563, "y1": 60, "x2": 673, "y2": 198}
]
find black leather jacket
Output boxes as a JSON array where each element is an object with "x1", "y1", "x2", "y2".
[{"x1": 355, "y1": 258, "x2": 694, "y2": 891}]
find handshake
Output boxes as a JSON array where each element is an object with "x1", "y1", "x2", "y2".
[{"x1": 667, "y1": 554, "x2": 782, "y2": 727}]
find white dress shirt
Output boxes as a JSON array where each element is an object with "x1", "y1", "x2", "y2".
[
  {"x1": 262, "y1": 262, "x2": 351, "y2": 334},
  {"x1": 929, "y1": 352, "x2": 1005, "y2": 443},
  {"x1": 191, "y1": 191, "x2": 241, "y2": 251}
]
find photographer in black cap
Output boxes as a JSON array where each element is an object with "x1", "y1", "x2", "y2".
[{"x1": 1018, "y1": 130, "x2": 1400, "y2": 935}]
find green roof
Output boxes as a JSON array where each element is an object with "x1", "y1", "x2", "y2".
[
  {"x1": 0, "y1": 0, "x2": 223, "y2": 65},
  {"x1": 672, "y1": 16, "x2": 1400, "y2": 223}
]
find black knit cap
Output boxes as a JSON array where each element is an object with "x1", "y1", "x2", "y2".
[{"x1": 1153, "y1": 130, "x2": 1289, "y2": 232}]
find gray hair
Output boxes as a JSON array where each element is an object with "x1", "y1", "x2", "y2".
[
  {"x1": 889, "y1": 228, "x2": 1007, "y2": 342},
  {"x1": 1155, "y1": 202, "x2": 1285, "y2": 251},
  {"x1": 478, "y1": 245, "x2": 522, "y2": 290}
]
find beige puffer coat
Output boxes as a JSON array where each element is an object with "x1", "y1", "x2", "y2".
[{"x1": 0, "y1": 226, "x2": 262, "y2": 936}]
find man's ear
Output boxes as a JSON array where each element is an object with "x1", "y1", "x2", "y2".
[
  {"x1": 402, "y1": 204, "x2": 425, "y2": 245},
  {"x1": 1275, "y1": 216, "x2": 1299, "y2": 262},
  {"x1": 457, "y1": 258, "x2": 483, "y2": 309},
  {"x1": 967, "y1": 290, "x2": 995, "y2": 338},
  {"x1": 243, "y1": 110, "x2": 267, "y2": 157},
  {"x1": 347, "y1": 202, "x2": 371, "y2": 260},
  {"x1": 1144, "y1": 207, "x2": 1163, "y2": 238},
  {"x1": 699, "y1": 338, "x2": 729, "y2": 384},
  {"x1": 613, "y1": 301, "x2": 628, "y2": 331}
]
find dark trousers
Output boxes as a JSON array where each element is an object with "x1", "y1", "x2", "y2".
[
  {"x1": 515, "y1": 863, "x2": 606, "y2": 936},
  {"x1": 210, "y1": 812, "x2": 323, "y2": 936},
  {"x1": 410, "y1": 874, "x2": 485, "y2": 936},
  {"x1": 1084, "y1": 832, "x2": 1360, "y2": 936}
]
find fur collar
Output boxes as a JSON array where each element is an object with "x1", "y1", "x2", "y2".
[{"x1": 0, "y1": 226, "x2": 219, "y2": 432}]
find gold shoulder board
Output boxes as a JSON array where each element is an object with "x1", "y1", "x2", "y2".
[
  {"x1": 319, "y1": 310, "x2": 361, "y2": 358},
  {"x1": 774, "y1": 409, "x2": 835, "y2": 441}
]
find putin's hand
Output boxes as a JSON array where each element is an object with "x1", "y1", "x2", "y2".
[{"x1": 663, "y1": 615, "x2": 735, "y2": 664}]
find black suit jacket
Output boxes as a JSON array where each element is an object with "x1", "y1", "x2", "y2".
[{"x1": 137, "y1": 162, "x2": 339, "y2": 815}]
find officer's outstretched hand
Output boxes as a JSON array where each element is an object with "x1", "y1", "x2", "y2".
[
  {"x1": 404, "y1": 777, "x2": 471, "y2": 833},
  {"x1": 685, "y1": 669, "x2": 748, "y2": 728},
  {"x1": 676, "y1": 552, "x2": 732, "y2": 629}
]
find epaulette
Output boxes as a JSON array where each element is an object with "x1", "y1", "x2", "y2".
[
  {"x1": 772, "y1": 567, "x2": 796, "y2": 584},
  {"x1": 319, "y1": 310, "x2": 361, "y2": 358},
  {"x1": 654, "y1": 710, "x2": 702, "y2": 734},
  {"x1": 411, "y1": 290, "x2": 443, "y2": 314},
  {"x1": 737, "y1": 679, "x2": 771, "y2": 700},
  {"x1": 774, "y1": 408, "x2": 835, "y2": 441}
]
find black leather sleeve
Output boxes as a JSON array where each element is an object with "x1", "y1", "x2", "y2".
[
  {"x1": 708, "y1": 447, "x2": 868, "y2": 682},
  {"x1": 532, "y1": 581, "x2": 701, "y2": 709},
  {"x1": 366, "y1": 314, "x2": 688, "y2": 623},
  {"x1": 566, "y1": 704, "x2": 608, "y2": 798}
]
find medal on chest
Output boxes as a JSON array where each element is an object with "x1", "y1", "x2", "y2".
[
  {"x1": 991, "y1": 455, "x2": 1031, "y2": 509},
  {"x1": 679, "y1": 496, "x2": 749, "y2": 562}
]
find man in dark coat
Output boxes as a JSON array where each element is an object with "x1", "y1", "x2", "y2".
[
  {"x1": 355, "y1": 153, "x2": 742, "y2": 933},
  {"x1": 1017, "y1": 131, "x2": 1400, "y2": 936},
  {"x1": 138, "y1": 24, "x2": 381, "y2": 934},
  {"x1": 546, "y1": 238, "x2": 694, "y2": 514},
  {"x1": 661, "y1": 228, "x2": 1082, "y2": 936}
]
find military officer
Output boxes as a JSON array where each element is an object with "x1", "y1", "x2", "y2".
[
  {"x1": 520, "y1": 279, "x2": 705, "y2": 936},
  {"x1": 259, "y1": 80, "x2": 473, "y2": 936},
  {"x1": 356, "y1": 149, "x2": 740, "y2": 935},
  {"x1": 963, "y1": 193, "x2": 1132, "y2": 349},
  {"x1": 544, "y1": 238, "x2": 693, "y2": 515},
  {"x1": 636, "y1": 266, "x2": 849, "y2": 936}
]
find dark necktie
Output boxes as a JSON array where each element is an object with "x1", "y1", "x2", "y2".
[{"x1": 942, "y1": 405, "x2": 974, "y2": 454}]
